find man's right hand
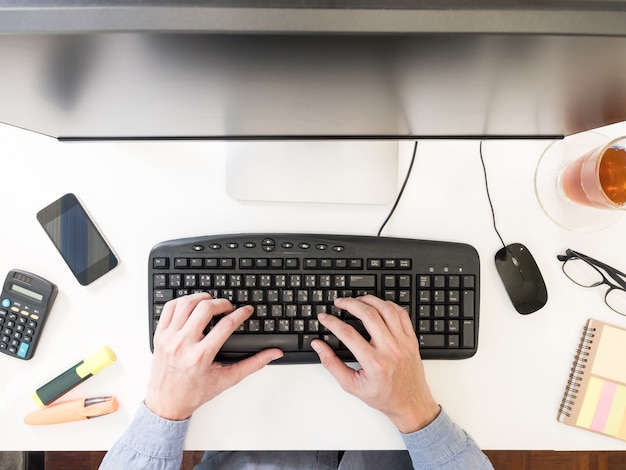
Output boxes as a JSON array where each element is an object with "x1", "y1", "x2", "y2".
[{"x1": 311, "y1": 295, "x2": 440, "y2": 434}]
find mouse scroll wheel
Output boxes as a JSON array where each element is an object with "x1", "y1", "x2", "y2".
[{"x1": 511, "y1": 257, "x2": 520, "y2": 268}]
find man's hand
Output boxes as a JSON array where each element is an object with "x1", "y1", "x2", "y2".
[
  {"x1": 145, "y1": 293, "x2": 283, "y2": 421},
  {"x1": 311, "y1": 295, "x2": 440, "y2": 434}
]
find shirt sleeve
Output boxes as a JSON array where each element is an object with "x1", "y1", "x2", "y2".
[
  {"x1": 401, "y1": 407, "x2": 494, "y2": 470},
  {"x1": 99, "y1": 402, "x2": 190, "y2": 470}
]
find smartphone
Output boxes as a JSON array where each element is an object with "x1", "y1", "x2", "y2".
[{"x1": 37, "y1": 193, "x2": 118, "y2": 285}]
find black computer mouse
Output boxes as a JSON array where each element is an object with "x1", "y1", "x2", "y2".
[{"x1": 494, "y1": 243, "x2": 548, "y2": 314}]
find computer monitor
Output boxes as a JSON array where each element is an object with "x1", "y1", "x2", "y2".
[{"x1": 2, "y1": 2, "x2": 626, "y2": 202}]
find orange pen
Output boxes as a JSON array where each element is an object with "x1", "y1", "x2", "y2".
[{"x1": 24, "y1": 396, "x2": 118, "y2": 425}]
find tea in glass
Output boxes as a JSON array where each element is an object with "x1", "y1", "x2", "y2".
[{"x1": 560, "y1": 137, "x2": 626, "y2": 209}]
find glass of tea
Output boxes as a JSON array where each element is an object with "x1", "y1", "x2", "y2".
[
  {"x1": 535, "y1": 132, "x2": 625, "y2": 231},
  {"x1": 560, "y1": 137, "x2": 626, "y2": 210}
]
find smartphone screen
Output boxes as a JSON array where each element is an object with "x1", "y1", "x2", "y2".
[{"x1": 37, "y1": 193, "x2": 118, "y2": 285}]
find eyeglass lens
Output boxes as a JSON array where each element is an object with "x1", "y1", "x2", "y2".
[
  {"x1": 563, "y1": 256, "x2": 626, "y2": 314},
  {"x1": 562, "y1": 258, "x2": 604, "y2": 287},
  {"x1": 606, "y1": 289, "x2": 626, "y2": 314}
]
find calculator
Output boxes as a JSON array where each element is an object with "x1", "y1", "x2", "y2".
[{"x1": 0, "y1": 270, "x2": 57, "y2": 360}]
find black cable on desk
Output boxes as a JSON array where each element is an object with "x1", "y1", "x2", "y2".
[{"x1": 377, "y1": 141, "x2": 418, "y2": 237}]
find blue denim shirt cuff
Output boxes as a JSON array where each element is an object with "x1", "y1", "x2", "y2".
[
  {"x1": 124, "y1": 402, "x2": 190, "y2": 458},
  {"x1": 401, "y1": 407, "x2": 484, "y2": 469}
]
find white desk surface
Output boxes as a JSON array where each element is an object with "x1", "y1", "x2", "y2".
[{"x1": 2, "y1": 121, "x2": 626, "y2": 452}]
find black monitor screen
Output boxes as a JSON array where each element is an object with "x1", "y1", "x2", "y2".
[{"x1": 1, "y1": 5, "x2": 626, "y2": 140}]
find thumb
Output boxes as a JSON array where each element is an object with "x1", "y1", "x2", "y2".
[
  {"x1": 311, "y1": 340, "x2": 357, "y2": 394},
  {"x1": 225, "y1": 348, "x2": 283, "y2": 386}
]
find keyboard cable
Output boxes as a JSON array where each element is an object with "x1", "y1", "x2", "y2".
[{"x1": 377, "y1": 141, "x2": 419, "y2": 237}]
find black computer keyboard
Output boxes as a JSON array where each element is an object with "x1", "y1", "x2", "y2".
[{"x1": 148, "y1": 234, "x2": 480, "y2": 363}]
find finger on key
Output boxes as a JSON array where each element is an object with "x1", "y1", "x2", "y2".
[
  {"x1": 183, "y1": 298, "x2": 236, "y2": 339},
  {"x1": 168, "y1": 293, "x2": 215, "y2": 331},
  {"x1": 317, "y1": 312, "x2": 373, "y2": 364},
  {"x1": 334, "y1": 297, "x2": 387, "y2": 341},
  {"x1": 357, "y1": 295, "x2": 410, "y2": 338},
  {"x1": 202, "y1": 305, "x2": 255, "y2": 356}
]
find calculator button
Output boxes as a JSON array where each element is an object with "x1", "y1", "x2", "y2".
[
  {"x1": 1, "y1": 299, "x2": 10, "y2": 308},
  {"x1": 17, "y1": 342, "x2": 29, "y2": 358},
  {"x1": 30, "y1": 314, "x2": 40, "y2": 321}
]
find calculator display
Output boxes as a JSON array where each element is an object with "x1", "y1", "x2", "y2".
[{"x1": 10, "y1": 283, "x2": 43, "y2": 302}]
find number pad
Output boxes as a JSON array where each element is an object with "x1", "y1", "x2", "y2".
[{"x1": 416, "y1": 274, "x2": 476, "y2": 350}]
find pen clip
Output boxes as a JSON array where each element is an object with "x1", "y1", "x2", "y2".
[{"x1": 82, "y1": 396, "x2": 118, "y2": 418}]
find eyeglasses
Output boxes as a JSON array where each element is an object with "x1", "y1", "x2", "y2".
[{"x1": 557, "y1": 249, "x2": 626, "y2": 316}]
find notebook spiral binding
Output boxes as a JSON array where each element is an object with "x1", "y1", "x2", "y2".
[{"x1": 557, "y1": 325, "x2": 596, "y2": 418}]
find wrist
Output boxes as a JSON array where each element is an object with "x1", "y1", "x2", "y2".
[
  {"x1": 391, "y1": 402, "x2": 441, "y2": 434},
  {"x1": 144, "y1": 391, "x2": 193, "y2": 421}
]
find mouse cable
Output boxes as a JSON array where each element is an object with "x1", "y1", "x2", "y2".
[
  {"x1": 377, "y1": 140, "x2": 419, "y2": 237},
  {"x1": 479, "y1": 141, "x2": 508, "y2": 251}
]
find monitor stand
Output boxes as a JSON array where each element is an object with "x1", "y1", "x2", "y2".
[{"x1": 225, "y1": 141, "x2": 399, "y2": 204}]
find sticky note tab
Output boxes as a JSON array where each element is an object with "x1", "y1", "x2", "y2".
[
  {"x1": 605, "y1": 384, "x2": 626, "y2": 436},
  {"x1": 591, "y1": 381, "x2": 617, "y2": 432},
  {"x1": 577, "y1": 376, "x2": 604, "y2": 429}
]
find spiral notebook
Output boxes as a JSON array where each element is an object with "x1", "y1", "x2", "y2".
[{"x1": 557, "y1": 318, "x2": 626, "y2": 441}]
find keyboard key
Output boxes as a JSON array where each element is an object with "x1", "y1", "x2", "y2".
[
  {"x1": 353, "y1": 259, "x2": 365, "y2": 269},
  {"x1": 263, "y1": 320, "x2": 276, "y2": 332},
  {"x1": 462, "y1": 320, "x2": 475, "y2": 348},
  {"x1": 154, "y1": 274, "x2": 167, "y2": 287},
  {"x1": 321, "y1": 334, "x2": 340, "y2": 349},
  {"x1": 153, "y1": 257, "x2": 169, "y2": 269},
  {"x1": 175, "y1": 258, "x2": 189, "y2": 268},
  {"x1": 419, "y1": 334, "x2": 445, "y2": 348},
  {"x1": 448, "y1": 276, "x2": 460, "y2": 288},
  {"x1": 221, "y1": 334, "x2": 300, "y2": 352},
  {"x1": 301, "y1": 334, "x2": 318, "y2": 351},
  {"x1": 348, "y1": 275, "x2": 376, "y2": 288},
  {"x1": 154, "y1": 290, "x2": 174, "y2": 303},
  {"x1": 462, "y1": 291, "x2": 475, "y2": 318}
]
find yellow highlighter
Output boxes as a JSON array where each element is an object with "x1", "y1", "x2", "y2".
[{"x1": 33, "y1": 346, "x2": 116, "y2": 407}]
